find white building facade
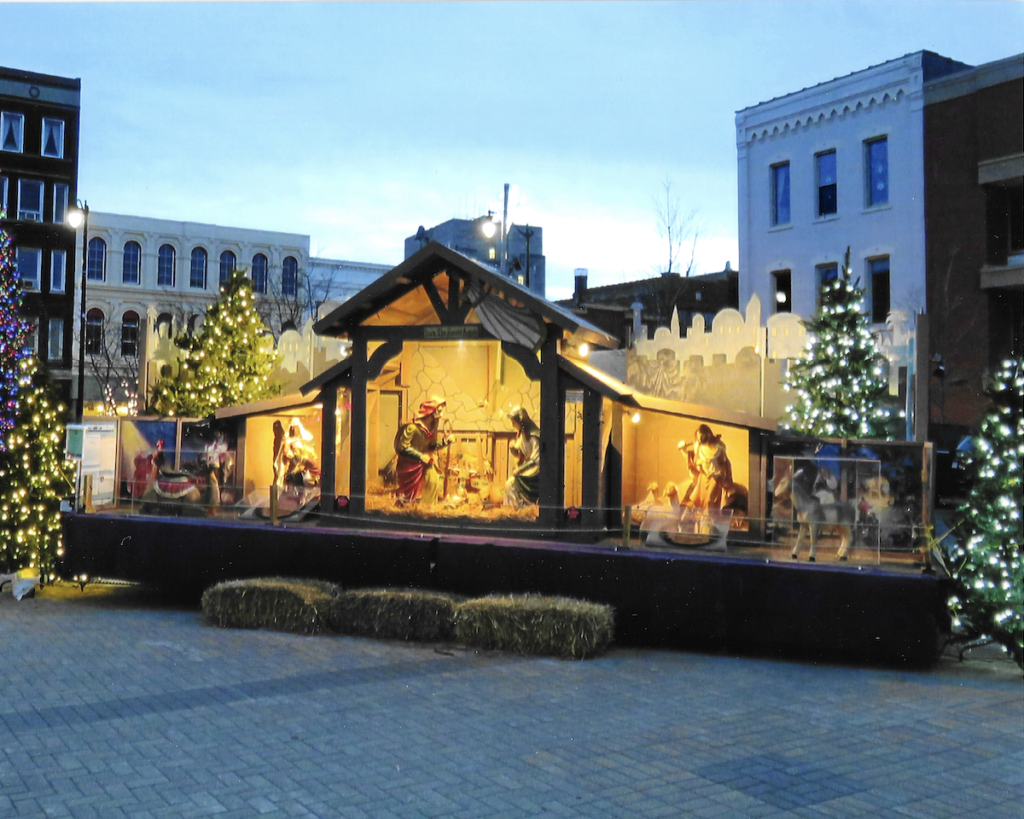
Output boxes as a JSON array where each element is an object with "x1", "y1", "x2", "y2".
[
  {"x1": 74, "y1": 212, "x2": 310, "y2": 410},
  {"x1": 72, "y1": 212, "x2": 396, "y2": 413},
  {"x1": 736, "y1": 51, "x2": 969, "y2": 324}
]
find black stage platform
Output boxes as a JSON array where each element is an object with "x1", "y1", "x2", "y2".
[{"x1": 62, "y1": 513, "x2": 950, "y2": 666}]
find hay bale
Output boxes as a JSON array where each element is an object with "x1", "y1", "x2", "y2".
[
  {"x1": 202, "y1": 578, "x2": 340, "y2": 635},
  {"x1": 327, "y1": 588, "x2": 461, "y2": 642},
  {"x1": 455, "y1": 594, "x2": 615, "y2": 660}
]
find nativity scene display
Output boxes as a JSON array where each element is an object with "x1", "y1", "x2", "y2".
[
  {"x1": 119, "y1": 419, "x2": 238, "y2": 516},
  {"x1": 632, "y1": 418, "x2": 752, "y2": 548},
  {"x1": 364, "y1": 337, "x2": 552, "y2": 521}
]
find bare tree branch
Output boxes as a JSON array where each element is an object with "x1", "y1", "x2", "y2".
[
  {"x1": 86, "y1": 318, "x2": 140, "y2": 416},
  {"x1": 256, "y1": 261, "x2": 348, "y2": 339},
  {"x1": 653, "y1": 178, "x2": 700, "y2": 277}
]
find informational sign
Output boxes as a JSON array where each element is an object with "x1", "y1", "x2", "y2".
[{"x1": 66, "y1": 422, "x2": 119, "y2": 508}]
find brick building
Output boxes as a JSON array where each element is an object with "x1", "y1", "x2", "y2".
[{"x1": 0, "y1": 66, "x2": 80, "y2": 405}]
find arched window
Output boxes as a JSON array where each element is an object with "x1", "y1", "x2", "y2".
[
  {"x1": 219, "y1": 250, "x2": 236, "y2": 285},
  {"x1": 251, "y1": 253, "x2": 268, "y2": 294},
  {"x1": 190, "y1": 247, "x2": 207, "y2": 289},
  {"x1": 121, "y1": 311, "x2": 140, "y2": 357},
  {"x1": 282, "y1": 256, "x2": 298, "y2": 298},
  {"x1": 156, "y1": 312, "x2": 173, "y2": 339},
  {"x1": 157, "y1": 244, "x2": 175, "y2": 287},
  {"x1": 87, "y1": 237, "x2": 106, "y2": 282},
  {"x1": 122, "y1": 241, "x2": 141, "y2": 285},
  {"x1": 85, "y1": 308, "x2": 104, "y2": 355}
]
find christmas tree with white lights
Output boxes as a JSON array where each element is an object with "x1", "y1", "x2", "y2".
[
  {"x1": 0, "y1": 355, "x2": 77, "y2": 578},
  {"x1": 150, "y1": 268, "x2": 281, "y2": 417},
  {"x1": 783, "y1": 247, "x2": 898, "y2": 439},
  {"x1": 0, "y1": 215, "x2": 29, "y2": 447},
  {"x1": 946, "y1": 359, "x2": 1023, "y2": 667}
]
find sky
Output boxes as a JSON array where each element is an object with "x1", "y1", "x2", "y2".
[{"x1": 2, "y1": 1, "x2": 1022, "y2": 299}]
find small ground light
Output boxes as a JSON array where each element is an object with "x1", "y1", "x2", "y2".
[{"x1": 335, "y1": 495, "x2": 350, "y2": 511}]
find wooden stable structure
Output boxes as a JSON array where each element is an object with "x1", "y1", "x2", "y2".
[{"x1": 282, "y1": 242, "x2": 775, "y2": 539}]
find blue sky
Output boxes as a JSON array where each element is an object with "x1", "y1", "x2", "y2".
[{"x1": 3, "y1": 1, "x2": 1022, "y2": 298}]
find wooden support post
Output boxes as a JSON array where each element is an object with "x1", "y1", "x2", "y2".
[
  {"x1": 320, "y1": 382, "x2": 338, "y2": 513},
  {"x1": 538, "y1": 331, "x2": 565, "y2": 531},
  {"x1": 270, "y1": 485, "x2": 279, "y2": 526},
  {"x1": 581, "y1": 387, "x2": 603, "y2": 536},
  {"x1": 350, "y1": 334, "x2": 368, "y2": 516},
  {"x1": 620, "y1": 505, "x2": 632, "y2": 551}
]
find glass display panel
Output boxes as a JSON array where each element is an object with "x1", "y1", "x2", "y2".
[
  {"x1": 118, "y1": 419, "x2": 178, "y2": 503},
  {"x1": 771, "y1": 456, "x2": 881, "y2": 564},
  {"x1": 628, "y1": 414, "x2": 751, "y2": 543}
]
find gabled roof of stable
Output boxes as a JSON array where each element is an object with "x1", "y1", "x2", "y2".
[{"x1": 313, "y1": 242, "x2": 617, "y2": 349}]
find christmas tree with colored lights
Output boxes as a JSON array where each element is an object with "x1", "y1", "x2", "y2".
[
  {"x1": 150, "y1": 268, "x2": 281, "y2": 417},
  {"x1": 0, "y1": 355, "x2": 77, "y2": 577},
  {"x1": 783, "y1": 247, "x2": 899, "y2": 439},
  {"x1": 946, "y1": 359, "x2": 1023, "y2": 667},
  {"x1": 0, "y1": 216, "x2": 29, "y2": 448}
]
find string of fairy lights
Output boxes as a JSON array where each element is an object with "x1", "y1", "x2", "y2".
[
  {"x1": 150, "y1": 268, "x2": 281, "y2": 417},
  {"x1": 0, "y1": 217, "x2": 77, "y2": 578},
  {"x1": 945, "y1": 358, "x2": 1023, "y2": 665},
  {"x1": 782, "y1": 252, "x2": 899, "y2": 440}
]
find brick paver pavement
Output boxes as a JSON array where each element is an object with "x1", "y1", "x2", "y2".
[{"x1": 1, "y1": 583, "x2": 1020, "y2": 818}]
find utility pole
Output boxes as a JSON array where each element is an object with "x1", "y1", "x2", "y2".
[
  {"x1": 501, "y1": 183, "x2": 509, "y2": 278},
  {"x1": 515, "y1": 224, "x2": 535, "y2": 289}
]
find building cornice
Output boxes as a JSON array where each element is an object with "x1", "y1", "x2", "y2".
[{"x1": 924, "y1": 53, "x2": 1024, "y2": 106}]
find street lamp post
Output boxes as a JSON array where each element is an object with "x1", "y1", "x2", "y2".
[{"x1": 66, "y1": 201, "x2": 89, "y2": 421}]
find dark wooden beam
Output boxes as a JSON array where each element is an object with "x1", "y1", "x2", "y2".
[
  {"x1": 422, "y1": 279, "x2": 450, "y2": 324},
  {"x1": 319, "y1": 383, "x2": 338, "y2": 510},
  {"x1": 366, "y1": 339, "x2": 404, "y2": 382},
  {"x1": 349, "y1": 333, "x2": 368, "y2": 516},
  {"x1": 581, "y1": 386, "x2": 604, "y2": 534},
  {"x1": 537, "y1": 331, "x2": 565, "y2": 530}
]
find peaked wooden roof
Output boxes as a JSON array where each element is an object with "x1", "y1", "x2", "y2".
[{"x1": 313, "y1": 242, "x2": 618, "y2": 349}]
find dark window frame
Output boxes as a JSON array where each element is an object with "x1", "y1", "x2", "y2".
[{"x1": 816, "y1": 150, "x2": 837, "y2": 217}]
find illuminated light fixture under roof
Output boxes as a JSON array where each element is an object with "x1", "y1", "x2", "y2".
[
  {"x1": 578, "y1": 342, "x2": 590, "y2": 358},
  {"x1": 631, "y1": 411, "x2": 641, "y2": 424}
]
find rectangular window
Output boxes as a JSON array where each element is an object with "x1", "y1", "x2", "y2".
[
  {"x1": 869, "y1": 257, "x2": 890, "y2": 324},
  {"x1": 866, "y1": 138, "x2": 888, "y2": 207},
  {"x1": 772, "y1": 270, "x2": 792, "y2": 313},
  {"x1": 24, "y1": 319, "x2": 37, "y2": 355},
  {"x1": 17, "y1": 179, "x2": 44, "y2": 221},
  {"x1": 17, "y1": 247, "x2": 41, "y2": 290},
  {"x1": 771, "y1": 162, "x2": 790, "y2": 226},
  {"x1": 816, "y1": 263, "x2": 838, "y2": 309},
  {"x1": 47, "y1": 318, "x2": 64, "y2": 361},
  {"x1": 41, "y1": 118, "x2": 64, "y2": 159},
  {"x1": 0, "y1": 175, "x2": 7, "y2": 211},
  {"x1": 1, "y1": 112, "x2": 24, "y2": 153},
  {"x1": 50, "y1": 249, "x2": 66, "y2": 292},
  {"x1": 53, "y1": 183, "x2": 69, "y2": 224},
  {"x1": 816, "y1": 150, "x2": 837, "y2": 216}
]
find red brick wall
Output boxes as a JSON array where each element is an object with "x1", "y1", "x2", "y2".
[{"x1": 923, "y1": 77, "x2": 1023, "y2": 431}]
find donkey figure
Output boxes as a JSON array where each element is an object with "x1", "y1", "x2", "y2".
[{"x1": 775, "y1": 469, "x2": 855, "y2": 562}]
